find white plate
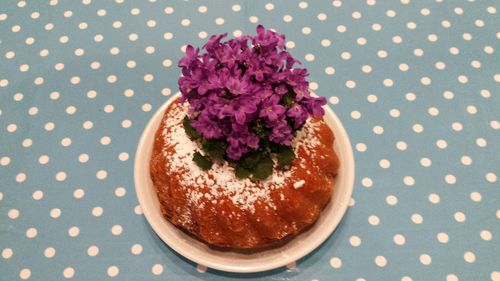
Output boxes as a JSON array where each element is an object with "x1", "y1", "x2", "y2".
[{"x1": 134, "y1": 93, "x2": 355, "y2": 273}]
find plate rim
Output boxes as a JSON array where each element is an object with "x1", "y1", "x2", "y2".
[{"x1": 134, "y1": 93, "x2": 355, "y2": 273}]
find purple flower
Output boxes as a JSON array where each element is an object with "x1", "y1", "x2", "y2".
[
  {"x1": 303, "y1": 95, "x2": 327, "y2": 116},
  {"x1": 287, "y1": 104, "x2": 308, "y2": 128},
  {"x1": 269, "y1": 119, "x2": 293, "y2": 145},
  {"x1": 220, "y1": 97, "x2": 258, "y2": 125},
  {"x1": 191, "y1": 112, "x2": 223, "y2": 139},
  {"x1": 259, "y1": 95, "x2": 286, "y2": 122},
  {"x1": 177, "y1": 25, "x2": 327, "y2": 161}
]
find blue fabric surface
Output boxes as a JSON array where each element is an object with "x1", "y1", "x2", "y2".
[{"x1": 0, "y1": 0, "x2": 499, "y2": 280}]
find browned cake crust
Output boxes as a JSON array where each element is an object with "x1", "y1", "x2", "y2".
[{"x1": 150, "y1": 99, "x2": 339, "y2": 249}]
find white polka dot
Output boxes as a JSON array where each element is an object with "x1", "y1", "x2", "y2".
[
  {"x1": 122, "y1": 120, "x2": 132, "y2": 128},
  {"x1": 38, "y1": 155, "x2": 50, "y2": 164},
  {"x1": 142, "y1": 104, "x2": 152, "y2": 112},
  {"x1": 356, "y1": 143, "x2": 367, "y2": 152},
  {"x1": 5, "y1": 51, "x2": 15, "y2": 59},
  {"x1": 374, "y1": 256, "x2": 387, "y2": 267},
  {"x1": 100, "y1": 136, "x2": 111, "y2": 145},
  {"x1": 452, "y1": 122, "x2": 463, "y2": 131},
  {"x1": 383, "y1": 79, "x2": 393, "y2": 87},
  {"x1": 447, "y1": 274, "x2": 459, "y2": 281},
  {"x1": 428, "y1": 34, "x2": 438, "y2": 42},
  {"x1": 164, "y1": 7, "x2": 173, "y2": 14},
  {"x1": 491, "y1": 120, "x2": 500, "y2": 129},
  {"x1": 346, "y1": 80, "x2": 356, "y2": 89},
  {"x1": 333, "y1": 0, "x2": 342, "y2": 7},
  {"x1": 107, "y1": 266, "x2": 119, "y2": 277},
  {"x1": 420, "y1": 77, "x2": 431, "y2": 85},
  {"x1": 135, "y1": 205, "x2": 143, "y2": 215},
  {"x1": 480, "y1": 230, "x2": 492, "y2": 241},
  {"x1": 44, "y1": 247, "x2": 56, "y2": 258},
  {"x1": 435, "y1": 61, "x2": 446, "y2": 70},
  {"x1": 399, "y1": 63, "x2": 409, "y2": 71},
  {"x1": 461, "y1": 156, "x2": 472, "y2": 166},
  {"x1": 437, "y1": 232, "x2": 449, "y2": 243},
  {"x1": 78, "y1": 154, "x2": 89, "y2": 163},
  {"x1": 97, "y1": 9, "x2": 106, "y2": 16},
  {"x1": 111, "y1": 225, "x2": 123, "y2": 235},
  {"x1": 470, "y1": 191, "x2": 482, "y2": 202},
  {"x1": 454, "y1": 212, "x2": 466, "y2": 222},
  {"x1": 458, "y1": 75, "x2": 468, "y2": 84},
  {"x1": 393, "y1": 234, "x2": 406, "y2": 245},
  {"x1": 367, "y1": 94, "x2": 378, "y2": 103},
  {"x1": 471, "y1": 60, "x2": 481, "y2": 68},
  {"x1": 305, "y1": 54, "x2": 315, "y2": 61},
  {"x1": 32, "y1": 190, "x2": 44, "y2": 200},
  {"x1": 163, "y1": 32, "x2": 173, "y2": 40},
  {"x1": 357, "y1": 37, "x2": 367, "y2": 45},
  {"x1": 396, "y1": 141, "x2": 407, "y2": 151},
  {"x1": 131, "y1": 244, "x2": 143, "y2": 255},
  {"x1": 96, "y1": 170, "x2": 107, "y2": 180},
  {"x1": 349, "y1": 236, "x2": 361, "y2": 247},
  {"x1": 454, "y1": 7, "x2": 464, "y2": 15},
  {"x1": 445, "y1": 174, "x2": 456, "y2": 184},
  {"x1": 325, "y1": 67, "x2": 335, "y2": 75},
  {"x1": 373, "y1": 126, "x2": 384, "y2": 135},
  {"x1": 393, "y1": 36, "x2": 403, "y2": 44},
  {"x1": 7, "y1": 123, "x2": 17, "y2": 133},
  {"x1": 318, "y1": 13, "x2": 327, "y2": 21},
  {"x1": 421, "y1": 8, "x2": 431, "y2": 16},
  {"x1": 337, "y1": 25, "x2": 346, "y2": 32},
  {"x1": 329, "y1": 96, "x2": 339, "y2": 105},
  {"x1": 420, "y1": 157, "x2": 432, "y2": 167},
  {"x1": 330, "y1": 257, "x2": 342, "y2": 268},
  {"x1": 428, "y1": 193, "x2": 440, "y2": 204},
  {"x1": 56, "y1": 171, "x2": 67, "y2": 181},
  {"x1": 298, "y1": 2, "x2": 308, "y2": 9},
  {"x1": 309, "y1": 82, "x2": 319, "y2": 90},
  {"x1": 147, "y1": 20, "x2": 156, "y2": 28},
  {"x1": 104, "y1": 104, "x2": 114, "y2": 113},
  {"x1": 1, "y1": 156, "x2": 11, "y2": 166},
  {"x1": 65, "y1": 106, "x2": 77, "y2": 115},
  {"x1": 464, "y1": 251, "x2": 475, "y2": 263},
  {"x1": 144, "y1": 74, "x2": 154, "y2": 82},
  {"x1": 302, "y1": 27, "x2": 311, "y2": 34},
  {"x1": 341, "y1": 52, "x2": 351, "y2": 60},
  {"x1": 485, "y1": 172, "x2": 497, "y2": 183},
  {"x1": 420, "y1": 254, "x2": 432, "y2": 265},
  {"x1": 83, "y1": 121, "x2": 94, "y2": 130},
  {"x1": 283, "y1": 15, "x2": 293, "y2": 23},
  {"x1": 152, "y1": 264, "x2": 163, "y2": 275},
  {"x1": 368, "y1": 215, "x2": 380, "y2": 225},
  {"x1": 406, "y1": 92, "x2": 416, "y2": 101},
  {"x1": 92, "y1": 207, "x2": 103, "y2": 217},
  {"x1": 361, "y1": 65, "x2": 372, "y2": 73},
  {"x1": 197, "y1": 264, "x2": 207, "y2": 273},
  {"x1": 118, "y1": 152, "x2": 129, "y2": 161},
  {"x1": 94, "y1": 34, "x2": 103, "y2": 42},
  {"x1": 412, "y1": 124, "x2": 424, "y2": 133},
  {"x1": 90, "y1": 62, "x2": 100, "y2": 69},
  {"x1": 129, "y1": 33, "x2": 138, "y2": 41},
  {"x1": 372, "y1": 23, "x2": 382, "y2": 31},
  {"x1": 68, "y1": 226, "x2": 80, "y2": 237},
  {"x1": 411, "y1": 214, "x2": 423, "y2": 224},
  {"x1": 2, "y1": 248, "x2": 13, "y2": 259},
  {"x1": 19, "y1": 268, "x2": 31, "y2": 280},
  {"x1": 265, "y1": 3, "x2": 274, "y2": 10},
  {"x1": 22, "y1": 139, "x2": 33, "y2": 148},
  {"x1": 362, "y1": 177, "x2": 373, "y2": 188},
  {"x1": 443, "y1": 91, "x2": 454, "y2": 100},
  {"x1": 63, "y1": 267, "x2": 75, "y2": 278},
  {"x1": 12, "y1": 25, "x2": 21, "y2": 32},
  {"x1": 232, "y1": 30, "x2": 242, "y2": 37},
  {"x1": 286, "y1": 41, "x2": 295, "y2": 49},
  {"x1": 386, "y1": 195, "x2": 398, "y2": 205},
  {"x1": 73, "y1": 189, "x2": 85, "y2": 199},
  {"x1": 8, "y1": 209, "x2": 20, "y2": 219},
  {"x1": 450, "y1": 47, "x2": 460, "y2": 55},
  {"x1": 115, "y1": 187, "x2": 126, "y2": 197},
  {"x1": 350, "y1": 111, "x2": 361, "y2": 120},
  {"x1": 16, "y1": 172, "x2": 27, "y2": 183},
  {"x1": 48, "y1": 210, "x2": 62, "y2": 222},
  {"x1": 215, "y1": 17, "x2": 224, "y2": 25},
  {"x1": 45, "y1": 122, "x2": 56, "y2": 131},
  {"x1": 249, "y1": 16, "x2": 258, "y2": 23},
  {"x1": 379, "y1": 159, "x2": 391, "y2": 169},
  {"x1": 232, "y1": 4, "x2": 241, "y2": 11},
  {"x1": 378, "y1": 50, "x2": 388, "y2": 58}
]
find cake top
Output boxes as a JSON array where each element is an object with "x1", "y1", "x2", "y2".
[
  {"x1": 176, "y1": 26, "x2": 327, "y2": 180},
  {"x1": 161, "y1": 101, "x2": 321, "y2": 213}
]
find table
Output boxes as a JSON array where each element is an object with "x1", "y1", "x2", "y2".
[{"x1": 1, "y1": 0, "x2": 499, "y2": 280}]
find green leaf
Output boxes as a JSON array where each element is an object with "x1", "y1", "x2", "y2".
[
  {"x1": 235, "y1": 166, "x2": 251, "y2": 179},
  {"x1": 252, "y1": 155, "x2": 274, "y2": 180},
  {"x1": 202, "y1": 139, "x2": 227, "y2": 160},
  {"x1": 277, "y1": 146, "x2": 296, "y2": 167},
  {"x1": 280, "y1": 91, "x2": 295, "y2": 109},
  {"x1": 183, "y1": 116, "x2": 201, "y2": 140},
  {"x1": 240, "y1": 150, "x2": 263, "y2": 170},
  {"x1": 192, "y1": 152, "x2": 213, "y2": 171}
]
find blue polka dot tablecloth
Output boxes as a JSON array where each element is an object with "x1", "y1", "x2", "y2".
[{"x1": 0, "y1": 0, "x2": 499, "y2": 280}]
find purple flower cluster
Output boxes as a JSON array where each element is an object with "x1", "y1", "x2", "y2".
[{"x1": 178, "y1": 25, "x2": 326, "y2": 160}]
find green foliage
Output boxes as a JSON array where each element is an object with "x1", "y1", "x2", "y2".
[
  {"x1": 192, "y1": 152, "x2": 213, "y2": 171},
  {"x1": 183, "y1": 116, "x2": 201, "y2": 140}
]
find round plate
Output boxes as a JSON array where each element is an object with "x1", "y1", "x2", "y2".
[{"x1": 134, "y1": 93, "x2": 355, "y2": 273}]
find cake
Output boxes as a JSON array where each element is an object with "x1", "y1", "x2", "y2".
[{"x1": 149, "y1": 26, "x2": 340, "y2": 249}]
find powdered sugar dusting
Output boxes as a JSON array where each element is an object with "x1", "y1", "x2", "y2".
[{"x1": 161, "y1": 102, "x2": 321, "y2": 214}]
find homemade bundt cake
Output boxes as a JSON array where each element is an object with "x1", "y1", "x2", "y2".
[
  {"x1": 150, "y1": 100, "x2": 339, "y2": 248},
  {"x1": 149, "y1": 25, "x2": 340, "y2": 249}
]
